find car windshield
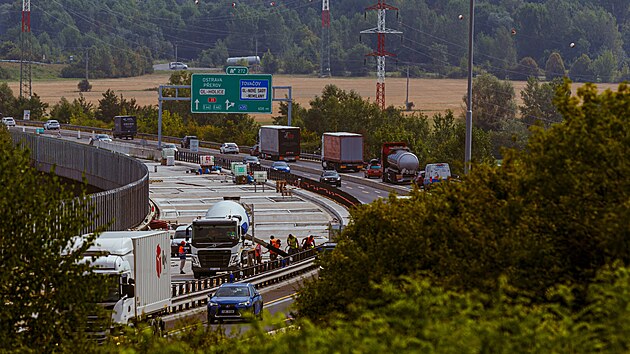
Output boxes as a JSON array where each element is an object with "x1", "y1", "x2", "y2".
[
  {"x1": 226, "y1": 143, "x2": 237, "y2": 148},
  {"x1": 370, "y1": 165, "x2": 381, "y2": 169},
  {"x1": 163, "y1": 144, "x2": 176, "y2": 148},
  {"x1": 215, "y1": 286, "x2": 250, "y2": 298},
  {"x1": 244, "y1": 157, "x2": 257, "y2": 162},
  {"x1": 323, "y1": 171, "x2": 338, "y2": 177},
  {"x1": 96, "y1": 134, "x2": 109, "y2": 139},
  {"x1": 274, "y1": 162, "x2": 288, "y2": 168}
]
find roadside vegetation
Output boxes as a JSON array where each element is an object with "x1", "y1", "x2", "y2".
[{"x1": 2, "y1": 78, "x2": 629, "y2": 353}]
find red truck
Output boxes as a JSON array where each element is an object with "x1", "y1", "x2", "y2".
[
  {"x1": 321, "y1": 132, "x2": 364, "y2": 172},
  {"x1": 381, "y1": 142, "x2": 419, "y2": 184}
]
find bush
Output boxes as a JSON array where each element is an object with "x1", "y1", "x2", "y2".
[{"x1": 78, "y1": 79, "x2": 92, "y2": 92}]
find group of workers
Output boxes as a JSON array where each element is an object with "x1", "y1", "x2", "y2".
[{"x1": 253, "y1": 234, "x2": 316, "y2": 264}]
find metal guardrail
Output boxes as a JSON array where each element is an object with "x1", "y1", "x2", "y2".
[
  {"x1": 14, "y1": 120, "x2": 324, "y2": 162},
  {"x1": 10, "y1": 131, "x2": 150, "y2": 232},
  {"x1": 175, "y1": 151, "x2": 361, "y2": 209},
  {"x1": 169, "y1": 249, "x2": 318, "y2": 313}
]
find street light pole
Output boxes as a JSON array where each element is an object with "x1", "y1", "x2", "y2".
[{"x1": 464, "y1": 0, "x2": 475, "y2": 174}]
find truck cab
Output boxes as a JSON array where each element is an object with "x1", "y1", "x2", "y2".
[{"x1": 190, "y1": 200, "x2": 252, "y2": 279}]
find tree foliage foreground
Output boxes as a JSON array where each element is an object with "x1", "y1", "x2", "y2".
[
  {"x1": 297, "y1": 79, "x2": 630, "y2": 323},
  {"x1": 0, "y1": 129, "x2": 112, "y2": 352}
]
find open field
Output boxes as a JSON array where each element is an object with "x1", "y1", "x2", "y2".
[{"x1": 5, "y1": 71, "x2": 622, "y2": 123}]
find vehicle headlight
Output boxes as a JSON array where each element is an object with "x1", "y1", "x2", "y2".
[
  {"x1": 238, "y1": 301, "x2": 251, "y2": 306},
  {"x1": 209, "y1": 302, "x2": 218, "y2": 307}
]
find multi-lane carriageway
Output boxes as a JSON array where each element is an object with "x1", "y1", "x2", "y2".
[{"x1": 10, "y1": 124, "x2": 413, "y2": 331}]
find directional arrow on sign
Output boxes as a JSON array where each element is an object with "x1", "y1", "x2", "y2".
[
  {"x1": 225, "y1": 99, "x2": 235, "y2": 110},
  {"x1": 194, "y1": 99, "x2": 199, "y2": 110}
]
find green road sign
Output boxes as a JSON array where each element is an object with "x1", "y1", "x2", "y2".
[
  {"x1": 226, "y1": 66, "x2": 248, "y2": 75},
  {"x1": 191, "y1": 73, "x2": 272, "y2": 114}
]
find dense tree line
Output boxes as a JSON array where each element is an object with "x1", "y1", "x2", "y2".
[
  {"x1": 3, "y1": 79, "x2": 630, "y2": 352},
  {"x1": 1, "y1": 0, "x2": 629, "y2": 82}
]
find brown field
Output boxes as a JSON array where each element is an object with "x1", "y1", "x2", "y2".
[{"x1": 6, "y1": 72, "x2": 622, "y2": 123}]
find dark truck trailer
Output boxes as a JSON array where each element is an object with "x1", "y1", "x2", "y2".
[
  {"x1": 113, "y1": 115, "x2": 137, "y2": 140},
  {"x1": 258, "y1": 125, "x2": 300, "y2": 162},
  {"x1": 321, "y1": 132, "x2": 364, "y2": 172}
]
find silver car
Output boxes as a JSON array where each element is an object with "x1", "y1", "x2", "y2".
[{"x1": 220, "y1": 143, "x2": 240, "y2": 154}]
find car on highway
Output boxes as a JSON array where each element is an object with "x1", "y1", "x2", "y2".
[
  {"x1": 242, "y1": 155, "x2": 260, "y2": 167},
  {"x1": 320, "y1": 169, "x2": 342, "y2": 187},
  {"x1": 364, "y1": 160, "x2": 382, "y2": 179},
  {"x1": 43, "y1": 119, "x2": 60, "y2": 130},
  {"x1": 162, "y1": 143, "x2": 179, "y2": 153},
  {"x1": 94, "y1": 134, "x2": 112, "y2": 142},
  {"x1": 220, "y1": 142, "x2": 240, "y2": 154},
  {"x1": 1, "y1": 117, "x2": 16, "y2": 127},
  {"x1": 250, "y1": 144, "x2": 260, "y2": 156},
  {"x1": 169, "y1": 62, "x2": 188, "y2": 70},
  {"x1": 181, "y1": 135, "x2": 198, "y2": 149},
  {"x1": 207, "y1": 283, "x2": 263, "y2": 323},
  {"x1": 271, "y1": 161, "x2": 290, "y2": 173},
  {"x1": 170, "y1": 224, "x2": 191, "y2": 257}
]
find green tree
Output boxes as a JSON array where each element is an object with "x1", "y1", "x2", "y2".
[
  {"x1": 545, "y1": 52, "x2": 566, "y2": 81},
  {"x1": 0, "y1": 129, "x2": 112, "y2": 352},
  {"x1": 569, "y1": 54, "x2": 594, "y2": 82},
  {"x1": 261, "y1": 50, "x2": 279, "y2": 74},
  {"x1": 513, "y1": 56, "x2": 540, "y2": 81},
  {"x1": 297, "y1": 80, "x2": 630, "y2": 320},
  {"x1": 50, "y1": 97, "x2": 74, "y2": 124},
  {"x1": 519, "y1": 77, "x2": 564, "y2": 128},
  {"x1": 465, "y1": 73, "x2": 517, "y2": 131},
  {"x1": 591, "y1": 49, "x2": 618, "y2": 82},
  {"x1": 0, "y1": 82, "x2": 16, "y2": 117}
]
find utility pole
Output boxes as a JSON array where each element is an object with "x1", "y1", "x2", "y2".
[
  {"x1": 360, "y1": 0, "x2": 401, "y2": 110},
  {"x1": 320, "y1": 0, "x2": 331, "y2": 77},
  {"x1": 464, "y1": 0, "x2": 475, "y2": 174},
  {"x1": 85, "y1": 49, "x2": 89, "y2": 81},
  {"x1": 175, "y1": 44, "x2": 178, "y2": 62},
  {"x1": 405, "y1": 66, "x2": 410, "y2": 110},
  {"x1": 19, "y1": 0, "x2": 32, "y2": 99}
]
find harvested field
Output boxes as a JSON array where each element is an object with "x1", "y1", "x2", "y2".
[{"x1": 6, "y1": 72, "x2": 621, "y2": 123}]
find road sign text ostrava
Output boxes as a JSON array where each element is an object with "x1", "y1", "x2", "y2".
[{"x1": 191, "y1": 73, "x2": 272, "y2": 114}]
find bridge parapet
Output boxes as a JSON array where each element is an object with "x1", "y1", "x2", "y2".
[{"x1": 10, "y1": 131, "x2": 149, "y2": 232}]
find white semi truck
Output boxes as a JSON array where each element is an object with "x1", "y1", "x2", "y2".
[{"x1": 82, "y1": 231, "x2": 171, "y2": 326}]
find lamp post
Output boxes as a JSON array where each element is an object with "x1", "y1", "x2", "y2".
[{"x1": 464, "y1": 0, "x2": 475, "y2": 174}]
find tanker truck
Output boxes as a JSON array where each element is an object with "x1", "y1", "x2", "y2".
[{"x1": 381, "y1": 142, "x2": 419, "y2": 184}]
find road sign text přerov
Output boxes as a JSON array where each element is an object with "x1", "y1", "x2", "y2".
[{"x1": 191, "y1": 73, "x2": 272, "y2": 114}]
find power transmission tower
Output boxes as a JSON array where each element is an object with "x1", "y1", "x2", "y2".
[
  {"x1": 20, "y1": 0, "x2": 32, "y2": 99},
  {"x1": 360, "y1": 0, "x2": 401, "y2": 110},
  {"x1": 320, "y1": 0, "x2": 331, "y2": 77}
]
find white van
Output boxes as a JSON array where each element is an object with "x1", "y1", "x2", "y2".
[{"x1": 423, "y1": 163, "x2": 451, "y2": 189}]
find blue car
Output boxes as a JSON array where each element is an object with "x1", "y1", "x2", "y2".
[
  {"x1": 271, "y1": 161, "x2": 291, "y2": 173},
  {"x1": 207, "y1": 283, "x2": 263, "y2": 323}
]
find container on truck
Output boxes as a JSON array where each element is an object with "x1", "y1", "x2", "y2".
[
  {"x1": 321, "y1": 132, "x2": 364, "y2": 172},
  {"x1": 258, "y1": 125, "x2": 300, "y2": 162},
  {"x1": 112, "y1": 115, "x2": 137, "y2": 140},
  {"x1": 81, "y1": 231, "x2": 171, "y2": 326},
  {"x1": 381, "y1": 142, "x2": 419, "y2": 184}
]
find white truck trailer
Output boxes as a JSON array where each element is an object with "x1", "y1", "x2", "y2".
[{"x1": 82, "y1": 231, "x2": 171, "y2": 325}]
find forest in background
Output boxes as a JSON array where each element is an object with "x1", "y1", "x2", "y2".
[{"x1": 0, "y1": 0, "x2": 629, "y2": 82}]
